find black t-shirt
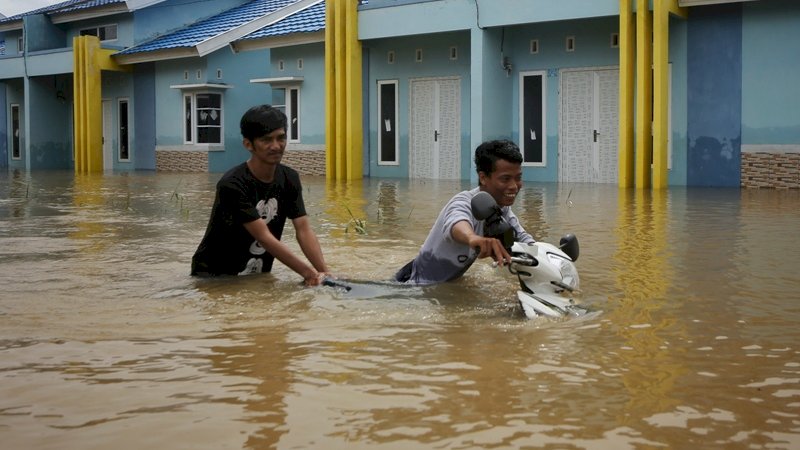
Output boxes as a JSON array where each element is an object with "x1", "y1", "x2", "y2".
[{"x1": 191, "y1": 162, "x2": 306, "y2": 276}]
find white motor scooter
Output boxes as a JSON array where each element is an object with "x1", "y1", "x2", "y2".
[{"x1": 471, "y1": 191, "x2": 586, "y2": 319}]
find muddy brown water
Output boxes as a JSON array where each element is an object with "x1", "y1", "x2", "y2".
[{"x1": 1, "y1": 170, "x2": 799, "y2": 449}]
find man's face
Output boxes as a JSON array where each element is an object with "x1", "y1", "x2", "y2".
[
  {"x1": 479, "y1": 159, "x2": 523, "y2": 208},
  {"x1": 244, "y1": 127, "x2": 287, "y2": 165}
]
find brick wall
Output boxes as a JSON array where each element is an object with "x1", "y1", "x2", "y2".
[
  {"x1": 156, "y1": 150, "x2": 208, "y2": 172},
  {"x1": 741, "y1": 151, "x2": 800, "y2": 189},
  {"x1": 282, "y1": 149, "x2": 327, "y2": 176},
  {"x1": 155, "y1": 148, "x2": 326, "y2": 175}
]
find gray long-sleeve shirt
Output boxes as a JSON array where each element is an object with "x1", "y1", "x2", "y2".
[{"x1": 396, "y1": 187, "x2": 534, "y2": 285}]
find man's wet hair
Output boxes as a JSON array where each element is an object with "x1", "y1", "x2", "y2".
[
  {"x1": 240, "y1": 104, "x2": 287, "y2": 142},
  {"x1": 474, "y1": 139, "x2": 523, "y2": 176}
]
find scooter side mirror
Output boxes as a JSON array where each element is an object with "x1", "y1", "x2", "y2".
[
  {"x1": 559, "y1": 234, "x2": 579, "y2": 262},
  {"x1": 471, "y1": 191, "x2": 512, "y2": 248},
  {"x1": 470, "y1": 191, "x2": 499, "y2": 220}
]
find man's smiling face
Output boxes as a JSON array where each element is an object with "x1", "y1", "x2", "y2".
[{"x1": 479, "y1": 159, "x2": 523, "y2": 207}]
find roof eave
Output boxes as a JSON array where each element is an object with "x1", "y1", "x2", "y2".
[
  {"x1": 50, "y1": 4, "x2": 132, "y2": 24},
  {"x1": 231, "y1": 30, "x2": 325, "y2": 53},
  {"x1": 195, "y1": 0, "x2": 324, "y2": 57},
  {"x1": 0, "y1": 21, "x2": 23, "y2": 32},
  {"x1": 114, "y1": 47, "x2": 199, "y2": 64},
  {"x1": 125, "y1": 0, "x2": 169, "y2": 11}
]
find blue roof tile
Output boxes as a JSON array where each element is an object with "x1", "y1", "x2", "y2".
[
  {"x1": 239, "y1": 0, "x2": 325, "y2": 40},
  {"x1": 117, "y1": 0, "x2": 301, "y2": 55},
  {"x1": 0, "y1": 0, "x2": 127, "y2": 23}
]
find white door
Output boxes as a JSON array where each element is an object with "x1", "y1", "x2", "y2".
[
  {"x1": 409, "y1": 77, "x2": 461, "y2": 179},
  {"x1": 102, "y1": 99, "x2": 113, "y2": 171},
  {"x1": 560, "y1": 68, "x2": 619, "y2": 183}
]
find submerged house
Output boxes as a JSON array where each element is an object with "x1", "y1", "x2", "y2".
[
  {"x1": 356, "y1": 0, "x2": 800, "y2": 188},
  {"x1": 0, "y1": 0, "x2": 798, "y2": 188}
]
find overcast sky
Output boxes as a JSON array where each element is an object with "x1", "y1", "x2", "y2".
[{"x1": 0, "y1": 0, "x2": 63, "y2": 17}]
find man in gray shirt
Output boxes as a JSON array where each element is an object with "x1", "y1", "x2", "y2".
[{"x1": 395, "y1": 140, "x2": 535, "y2": 285}]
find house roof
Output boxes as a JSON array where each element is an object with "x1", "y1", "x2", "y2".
[
  {"x1": 229, "y1": 0, "x2": 325, "y2": 52},
  {"x1": 115, "y1": 0, "x2": 323, "y2": 63},
  {"x1": 0, "y1": 0, "x2": 127, "y2": 23},
  {"x1": 0, "y1": 0, "x2": 132, "y2": 32},
  {"x1": 239, "y1": 0, "x2": 324, "y2": 41}
]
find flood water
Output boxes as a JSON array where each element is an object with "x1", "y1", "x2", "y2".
[{"x1": 1, "y1": 169, "x2": 799, "y2": 449}]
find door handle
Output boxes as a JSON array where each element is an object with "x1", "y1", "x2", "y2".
[{"x1": 434, "y1": 130, "x2": 440, "y2": 142}]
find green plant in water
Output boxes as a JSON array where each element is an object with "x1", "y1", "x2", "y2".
[
  {"x1": 169, "y1": 180, "x2": 191, "y2": 220},
  {"x1": 344, "y1": 205, "x2": 367, "y2": 235}
]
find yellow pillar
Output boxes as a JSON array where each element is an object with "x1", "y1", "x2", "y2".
[
  {"x1": 634, "y1": 0, "x2": 652, "y2": 189},
  {"x1": 73, "y1": 35, "x2": 130, "y2": 173},
  {"x1": 652, "y1": 0, "x2": 669, "y2": 189},
  {"x1": 73, "y1": 35, "x2": 102, "y2": 172},
  {"x1": 325, "y1": 1, "x2": 335, "y2": 178},
  {"x1": 344, "y1": 2, "x2": 363, "y2": 180},
  {"x1": 618, "y1": 0, "x2": 636, "y2": 188},
  {"x1": 325, "y1": 0, "x2": 363, "y2": 181},
  {"x1": 333, "y1": 0, "x2": 346, "y2": 180}
]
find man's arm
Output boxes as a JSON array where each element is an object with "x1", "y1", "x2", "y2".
[
  {"x1": 506, "y1": 209, "x2": 535, "y2": 244},
  {"x1": 242, "y1": 218, "x2": 324, "y2": 286},
  {"x1": 451, "y1": 220, "x2": 511, "y2": 266},
  {"x1": 292, "y1": 215, "x2": 329, "y2": 275}
]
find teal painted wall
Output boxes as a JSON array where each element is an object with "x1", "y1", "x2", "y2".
[
  {"x1": 153, "y1": 47, "x2": 273, "y2": 173},
  {"x1": 27, "y1": 76, "x2": 72, "y2": 169},
  {"x1": 134, "y1": 64, "x2": 156, "y2": 170},
  {"x1": 508, "y1": 17, "x2": 619, "y2": 182},
  {"x1": 64, "y1": 13, "x2": 135, "y2": 49},
  {"x1": 687, "y1": 4, "x2": 742, "y2": 187},
  {"x1": 669, "y1": 17, "x2": 688, "y2": 186},
  {"x1": 477, "y1": 0, "x2": 618, "y2": 26},
  {"x1": 5, "y1": 80, "x2": 24, "y2": 170},
  {"x1": 365, "y1": 31, "x2": 472, "y2": 179},
  {"x1": 3, "y1": 30, "x2": 23, "y2": 54},
  {"x1": 154, "y1": 58, "x2": 213, "y2": 146},
  {"x1": 270, "y1": 42, "x2": 326, "y2": 146},
  {"x1": 24, "y1": 15, "x2": 66, "y2": 51},
  {"x1": 0, "y1": 83, "x2": 6, "y2": 168},
  {"x1": 364, "y1": 15, "x2": 626, "y2": 182},
  {"x1": 480, "y1": 27, "x2": 512, "y2": 143},
  {"x1": 207, "y1": 48, "x2": 272, "y2": 172},
  {"x1": 359, "y1": 0, "x2": 474, "y2": 39},
  {"x1": 102, "y1": 71, "x2": 135, "y2": 171},
  {"x1": 131, "y1": 0, "x2": 246, "y2": 46},
  {"x1": 359, "y1": 0, "x2": 620, "y2": 39},
  {"x1": 742, "y1": 0, "x2": 800, "y2": 145}
]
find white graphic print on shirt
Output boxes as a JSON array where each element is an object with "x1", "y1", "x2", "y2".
[{"x1": 239, "y1": 198, "x2": 278, "y2": 275}]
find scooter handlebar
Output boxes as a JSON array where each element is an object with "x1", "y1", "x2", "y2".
[{"x1": 492, "y1": 255, "x2": 536, "y2": 268}]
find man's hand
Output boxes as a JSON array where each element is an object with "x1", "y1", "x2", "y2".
[
  {"x1": 467, "y1": 235, "x2": 512, "y2": 267},
  {"x1": 452, "y1": 220, "x2": 512, "y2": 267},
  {"x1": 303, "y1": 270, "x2": 327, "y2": 287}
]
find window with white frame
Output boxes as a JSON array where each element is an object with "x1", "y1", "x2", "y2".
[
  {"x1": 80, "y1": 24, "x2": 118, "y2": 42},
  {"x1": 183, "y1": 92, "x2": 222, "y2": 145},
  {"x1": 272, "y1": 87, "x2": 300, "y2": 142},
  {"x1": 378, "y1": 80, "x2": 398, "y2": 165}
]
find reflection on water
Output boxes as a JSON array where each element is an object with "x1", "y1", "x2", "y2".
[{"x1": 1, "y1": 170, "x2": 799, "y2": 449}]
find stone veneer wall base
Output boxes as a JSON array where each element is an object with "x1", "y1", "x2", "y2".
[
  {"x1": 741, "y1": 147, "x2": 800, "y2": 189},
  {"x1": 155, "y1": 149, "x2": 326, "y2": 176},
  {"x1": 156, "y1": 150, "x2": 208, "y2": 172}
]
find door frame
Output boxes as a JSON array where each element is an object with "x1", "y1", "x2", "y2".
[
  {"x1": 102, "y1": 99, "x2": 113, "y2": 171},
  {"x1": 558, "y1": 65, "x2": 619, "y2": 183},
  {"x1": 408, "y1": 76, "x2": 461, "y2": 180}
]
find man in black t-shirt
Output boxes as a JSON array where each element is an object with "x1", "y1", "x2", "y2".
[{"x1": 192, "y1": 105, "x2": 330, "y2": 286}]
